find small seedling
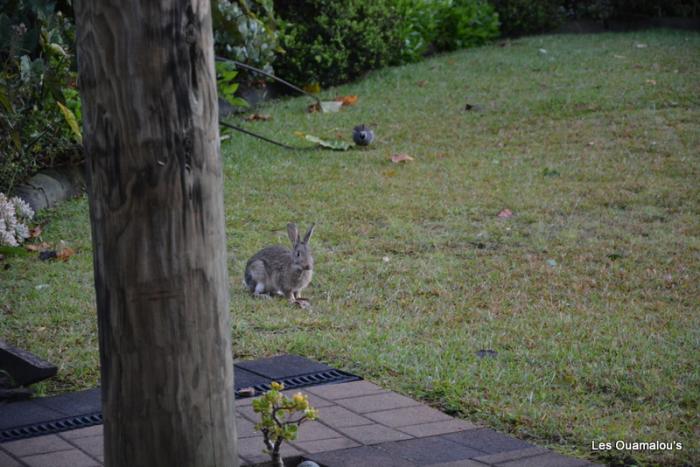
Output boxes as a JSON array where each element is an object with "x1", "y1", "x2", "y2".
[{"x1": 252, "y1": 382, "x2": 318, "y2": 467}]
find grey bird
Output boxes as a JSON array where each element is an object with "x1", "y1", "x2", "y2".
[{"x1": 352, "y1": 124, "x2": 375, "y2": 146}]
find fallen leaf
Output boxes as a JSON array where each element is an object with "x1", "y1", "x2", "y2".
[
  {"x1": 538, "y1": 48, "x2": 548, "y2": 54},
  {"x1": 416, "y1": 80, "x2": 428, "y2": 87},
  {"x1": 382, "y1": 256, "x2": 390, "y2": 263},
  {"x1": 635, "y1": 43, "x2": 648, "y2": 48},
  {"x1": 57, "y1": 243, "x2": 76, "y2": 261},
  {"x1": 546, "y1": 259, "x2": 557, "y2": 267},
  {"x1": 237, "y1": 387, "x2": 256, "y2": 397},
  {"x1": 293, "y1": 131, "x2": 306, "y2": 138},
  {"x1": 303, "y1": 83, "x2": 321, "y2": 93},
  {"x1": 384, "y1": 170, "x2": 396, "y2": 177},
  {"x1": 645, "y1": 79, "x2": 657, "y2": 85},
  {"x1": 336, "y1": 95, "x2": 358, "y2": 106},
  {"x1": 244, "y1": 113, "x2": 271, "y2": 121},
  {"x1": 497, "y1": 209, "x2": 513, "y2": 218},
  {"x1": 29, "y1": 225, "x2": 42, "y2": 238},
  {"x1": 26, "y1": 242, "x2": 51, "y2": 252},
  {"x1": 391, "y1": 153, "x2": 414, "y2": 163},
  {"x1": 320, "y1": 101, "x2": 343, "y2": 113},
  {"x1": 464, "y1": 103, "x2": 483, "y2": 112}
]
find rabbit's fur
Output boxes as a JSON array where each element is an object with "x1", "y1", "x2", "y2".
[{"x1": 244, "y1": 223, "x2": 315, "y2": 307}]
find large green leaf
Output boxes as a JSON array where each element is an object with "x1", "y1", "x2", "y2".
[
  {"x1": 304, "y1": 134, "x2": 353, "y2": 151},
  {"x1": 57, "y1": 101, "x2": 82, "y2": 144}
]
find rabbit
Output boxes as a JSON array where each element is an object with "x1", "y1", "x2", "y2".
[{"x1": 244, "y1": 223, "x2": 315, "y2": 308}]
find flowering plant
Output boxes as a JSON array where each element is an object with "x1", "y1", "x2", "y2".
[
  {"x1": 252, "y1": 381, "x2": 318, "y2": 467},
  {"x1": 0, "y1": 193, "x2": 34, "y2": 247}
]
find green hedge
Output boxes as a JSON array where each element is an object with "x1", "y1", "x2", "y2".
[{"x1": 273, "y1": 0, "x2": 501, "y2": 87}]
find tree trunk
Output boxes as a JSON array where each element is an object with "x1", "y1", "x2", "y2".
[{"x1": 73, "y1": 1, "x2": 237, "y2": 466}]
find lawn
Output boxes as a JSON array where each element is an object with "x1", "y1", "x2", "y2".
[{"x1": 1, "y1": 30, "x2": 699, "y2": 466}]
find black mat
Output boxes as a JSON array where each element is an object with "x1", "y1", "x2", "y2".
[{"x1": 0, "y1": 355, "x2": 359, "y2": 442}]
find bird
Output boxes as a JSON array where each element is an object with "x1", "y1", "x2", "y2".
[{"x1": 352, "y1": 124, "x2": 374, "y2": 146}]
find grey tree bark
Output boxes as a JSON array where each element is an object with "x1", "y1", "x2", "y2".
[{"x1": 73, "y1": 1, "x2": 237, "y2": 466}]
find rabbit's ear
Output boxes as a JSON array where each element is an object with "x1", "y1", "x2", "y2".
[
  {"x1": 303, "y1": 223, "x2": 316, "y2": 244},
  {"x1": 287, "y1": 223, "x2": 300, "y2": 245}
]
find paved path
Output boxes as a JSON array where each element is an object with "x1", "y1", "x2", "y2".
[{"x1": 0, "y1": 381, "x2": 598, "y2": 466}]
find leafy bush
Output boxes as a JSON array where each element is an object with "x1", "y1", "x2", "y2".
[
  {"x1": 212, "y1": 0, "x2": 279, "y2": 75},
  {"x1": 392, "y1": 0, "x2": 442, "y2": 62},
  {"x1": 0, "y1": 1, "x2": 81, "y2": 193},
  {"x1": 565, "y1": 1, "x2": 699, "y2": 20},
  {"x1": 273, "y1": 0, "x2": 406, "y2": 87},
  {"x1": 433, "y1": 0, "x2": 501, "y2": 51},
  {"x1": 490, "y1": 0, "x2": 563, "y2": 36}
]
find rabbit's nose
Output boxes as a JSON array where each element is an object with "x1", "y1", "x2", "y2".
[{"x1": 302, "y1": 265, "x2": 311, "y2": 271}]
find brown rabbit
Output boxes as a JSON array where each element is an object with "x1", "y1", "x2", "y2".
[{"x1": 244, "y1": 223, "x2": 315, "y2": 308}]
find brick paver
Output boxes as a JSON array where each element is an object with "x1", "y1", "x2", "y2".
[{"x1": 0, "y1": 380, "x2": 596, "y2": 467}]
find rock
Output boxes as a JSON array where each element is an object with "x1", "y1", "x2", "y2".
[{"x1": 14, "y1": 165, "x2": 85, "y2": 212}]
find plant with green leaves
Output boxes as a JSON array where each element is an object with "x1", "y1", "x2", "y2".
[
  {"x1": 216, "y1": 60, "x2": 249, "y2": 108},
  {"x1": 252, "y1": 382, "x2": 319, "y2": 467}
]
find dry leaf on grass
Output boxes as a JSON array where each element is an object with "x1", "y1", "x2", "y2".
[
  {"x1": 497, "y1": 208, "x2": 513, "y2": 218},
  {"x1": 336, "y1": 95, "x2": 358, "y2": 106},
  {"x1": 391, "y1": 153, "x2": 414, "y2": 163},
  {"x1": 244, "y1": 113, "x2": 272, "y2": 121},
  {"x1": 26, "y1": 242, "x2": 51, "y2": 252},
  {"x1": 57, "y1": 247, "x2": 76, "y2": 261}
]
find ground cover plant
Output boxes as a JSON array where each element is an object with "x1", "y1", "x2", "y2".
[{"x1": 1, "y1": 30, "x2": 698, "y2": 466}]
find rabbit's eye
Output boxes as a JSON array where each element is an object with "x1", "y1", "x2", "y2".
[{"x1": 296, "y1": 251, "x2": 300, "y2": 257}]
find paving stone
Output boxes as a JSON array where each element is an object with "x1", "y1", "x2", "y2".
[
  {"x1": 307, "y1": 381, "x2": 385, "y2": 400},
  {"x1": 21, "y1": 449, "x2": 99, "y2": 467},
  {"x1": 33, "y1": 389, "x2": 100, "y2": 417},
  {"x1": 0, "y1": 450, "x2": 23, "y2": 467},
  {"x1": 377, "y1": 436, "x2": 486, "y2": 464},
  {"x1": 70, "y1": 435, "x2": 103, "y2": 458},
  {"x1": 237, "y1": 416, "x2": 259, "y2": 438},
  {"x1": 237, "y1": 435, "x2": 301, "y2": 462},
  {"x1": 236, "y1": 404, "x2": 258, "y2": 422},
  {"x1": 291, "y1": 436, "x2": 360, "y2": 453},
  {"x1": 365, "y1": 405, "x2": 452, "y2": 427},
  {"x1": 335, "y1": 392, "x2": 421, "y2": 414},
  {"x1": 316, "y1": 405, "x2": 374, "y2": 428},
  {"x1": 473, "y1": 447, "x2": 548, "y2": 465},
  {"x1": 59, "y1": 425, "x2": 103, "y2": 440},
  {"x1": 498, "y1": 452, "x2": 590, "y2": 467},
  {"x1": 295, "y1": 421, "x2": 342, "y2": 442},
  {"x1": 3, "y1": 434, "x2": 73, "y2": 457},
  {"x1": 282, "y1": 389, "x2": 335, "y2": 408},
  {"x1": 309, "y1": 445, "x2": 419, "y2": 467},
  {"x1": 235, "y1": 397, "x2": 254, "y2": 407},
  {"x1": 398, "y1": 419, "x2": 478, "y2": 437},
  {"x1": 444, "y1": 428, "x2": 534, "y2": 454},
  {"x1": 337, "y1": 423, "x2": 413, "y2": 445},
  {"x1": 429, "y1": 461, "x2": 488, "y2": 467}
]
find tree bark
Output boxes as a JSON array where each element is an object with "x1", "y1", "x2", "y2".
[{"x1": 73, "y1": 1, "x2": 237, "y2": 466}]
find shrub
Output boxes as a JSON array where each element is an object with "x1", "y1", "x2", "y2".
[
  {"x1": 212, "y1": 0, "x2": 279, "y2": 75},
  {"x1": 433, "y1": 0, "x2": 501, "y2": 51},
  {"x1": 490, "y1": 0, "x2": 564, "y2": 36},
  {"x1": 0, "y1": 1, "x2": 81, "y2": 193},
  {"x1": 273, "y1": 0, "x2": 406, "y2": 87}
]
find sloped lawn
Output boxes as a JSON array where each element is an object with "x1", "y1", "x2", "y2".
[{"x1": 2, "y1": 30, "x2": 698, "y2": 466}]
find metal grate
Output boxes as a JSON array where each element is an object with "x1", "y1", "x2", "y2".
[
  {"x1": 1, "y1": 413, "x2": 103, "y2": 443},
  {"x1": 0, "y1": 369, "x2": 360, "y2": 442},
  {"x1": 239, "y1": 369, "x2": 361, "y2": 397}
]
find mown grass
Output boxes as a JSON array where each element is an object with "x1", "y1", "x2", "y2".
[{"x1": 1, "y1": 30, "x2": 699, "y2": 466}]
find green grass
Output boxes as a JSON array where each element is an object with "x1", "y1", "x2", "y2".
[{"x1": 2, "y1": 30, "x2": 699, "y2": 466}]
